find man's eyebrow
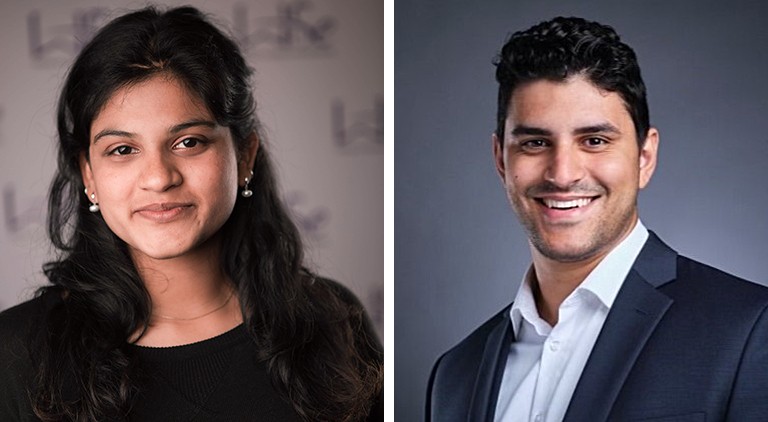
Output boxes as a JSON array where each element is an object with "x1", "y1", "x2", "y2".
[
  {"x1": 509, "y1": 123, "x2": 622, "y2": 139},
  {"x1": 92, "y1": 120, "x2": 218, "y2": 144},
  {"x1": 510, "y1": 125, "x2": 553, "y2": 137},
  {"x1": 573, "y1": 123, "x2": 621, "y2": 135}
]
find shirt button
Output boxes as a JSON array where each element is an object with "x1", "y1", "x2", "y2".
[
  {"x1": 549, "y1": 340, "x2": 560, "y2": 352},
  {"x1": 534, "y1": 413, "x2": 543, "y2": 422}
]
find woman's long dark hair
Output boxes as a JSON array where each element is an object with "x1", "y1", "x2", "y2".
[{"x1": 34, "y1": 6, "x2": 381, "y2": 421}]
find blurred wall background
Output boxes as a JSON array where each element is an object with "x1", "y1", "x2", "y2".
[
  {"x1": 396, "y1": 0, "x2": 768, "y2": 419},
  {"x1": 0, "y1": 0, "x2": 383, "y2": 337}
]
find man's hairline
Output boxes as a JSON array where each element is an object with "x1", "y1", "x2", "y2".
[{"x1": 496, "y1": 75, "x2": 649, "y2": 147}]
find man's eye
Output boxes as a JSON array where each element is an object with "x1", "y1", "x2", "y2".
[
  {"x1": 522, "y1": 139, "x2": 547, "y2": 149},
  {"x1": 109, "y1": 145, "x2": 135, "y2": 155},
  {"x1": 584, "y1": 137, "x2": 607, "y2": 146}
]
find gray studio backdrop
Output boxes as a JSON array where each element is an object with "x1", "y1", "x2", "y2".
[{"x1": 396, "y1": 0, "x2": 768, "y2": 419}]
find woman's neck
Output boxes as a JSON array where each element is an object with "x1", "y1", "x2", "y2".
[{"x1": 130, "y1": 237, "x2": 243, "y2": 347}]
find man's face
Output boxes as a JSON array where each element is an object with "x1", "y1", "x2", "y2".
[{"x1": 493, "y1": 75, "x2": 658, "y2": 263}]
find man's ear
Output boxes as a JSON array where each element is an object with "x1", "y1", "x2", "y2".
[
  {"x1": 492, "y1": 133, "x2": 506, "y2": 182},
  {"x1": 239, "y1": 132, "x2": 260, "y2": 184},
  {"x1": 638, "y1": 127, "x2": 659, "y2": 189}
]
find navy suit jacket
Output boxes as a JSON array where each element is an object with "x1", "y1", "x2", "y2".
[{"x1": 427, "y1": 232, "x2": 768, "y2": 421}]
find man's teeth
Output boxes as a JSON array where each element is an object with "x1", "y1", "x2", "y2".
[{"x1": 542, "y1": 198, "x2": 593, "y2": 209}]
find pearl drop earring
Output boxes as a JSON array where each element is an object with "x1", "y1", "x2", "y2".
[
  {"x1": 85, "y1": 187, "x2": 100, "y2": 212},
  {"x1": 241, "y1": 170, "x2": 254, "y2": 198}
]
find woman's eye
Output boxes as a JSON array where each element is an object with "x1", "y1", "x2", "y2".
[
  {"x1": 109, "y1": 145, "x2": 135, "y2": 155},
  {"x1": 175, "y1": 137, "x2": 201, "y2": 149}
]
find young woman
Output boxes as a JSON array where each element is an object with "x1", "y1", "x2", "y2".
[{"x1": 0, "y1": 6, "x2": 382, "y2": 422}]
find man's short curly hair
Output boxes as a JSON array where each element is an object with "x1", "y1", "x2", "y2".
[{"x1": 494, "y1": 17, "x2": 649, "y2": 145}]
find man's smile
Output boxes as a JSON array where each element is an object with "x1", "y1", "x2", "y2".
[{"x1": 537, "y1": 196, "x2": 597, "y2": 210}]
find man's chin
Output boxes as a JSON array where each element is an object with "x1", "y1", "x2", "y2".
[{"x1": 530, "y1": 237, "x2": 601, "y2": 263}]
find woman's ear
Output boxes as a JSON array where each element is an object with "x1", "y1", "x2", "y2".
[
  {"x1": 239, "y1": 132, "x2": 260, "y2": 183},
  {"x1": 79, "y1": 153, "x2": 94, "y2": 192}
]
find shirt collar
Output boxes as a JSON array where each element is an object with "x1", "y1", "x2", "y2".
[
  {"x1": 510, "y1": 220, "x2": 649, "y2": 337},
  {"x1": 510, "y1": 266, "x2": 549, "y2": 336}
]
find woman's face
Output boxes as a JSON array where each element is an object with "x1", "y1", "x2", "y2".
[{"x1": 80, "y1": 75, "x2": 256, "y2": 265}]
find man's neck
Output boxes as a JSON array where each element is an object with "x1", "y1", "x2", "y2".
[
  {"x1": 529, "y1": 219, "x2": 640, "y2": 326},
  {"x1": 530, "y1": 251, "x2": 607, "y2": 326}
]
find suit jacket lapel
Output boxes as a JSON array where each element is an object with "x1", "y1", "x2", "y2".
[
  {"x1": 468, "y1": 311, "x2": 513, "y2": 422},
  {"x1": 563, "y1": 232, "x2": 676, "y2": 421}
]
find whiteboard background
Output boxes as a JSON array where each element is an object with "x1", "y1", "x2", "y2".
[{"x1": 0, "y1": 0, "x2": 383, "y2": 337}]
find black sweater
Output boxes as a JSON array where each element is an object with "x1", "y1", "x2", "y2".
[
  {"x1": 130, "y1": 324, "x2": 302, "y2": 421},
  {"x1": 0, "y1": 283, "x2": 383, "y2": 421}
]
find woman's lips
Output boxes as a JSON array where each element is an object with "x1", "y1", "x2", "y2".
[{"x1": 134, "y1": 203, "x2": 193, "y2": 223}]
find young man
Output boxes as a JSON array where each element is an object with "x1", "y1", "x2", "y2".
[{"x1": 427, "y1": 17, "x2": 768, "y2": 422}]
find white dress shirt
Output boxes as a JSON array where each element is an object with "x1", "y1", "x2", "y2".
[{"x1": 494, "y1": 221, "x2": 649, "y2": 422}]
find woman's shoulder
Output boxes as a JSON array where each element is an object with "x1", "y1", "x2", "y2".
[
  {"x1": 0, "y1": 289, "x2": 61, "y2": 421},
  {"x1": 305, "y1": 276, "x2": 383, "y2": 421},
  {"x1": 0, "y1": 289, "x2": 60, "y2": 332},
  {"x1": 312, "y1": 276, "x2": 365, "y2": 307},
  {"x1": 310, "y1": 275, "x2": 382, "y2": 351},
  {"x1": 0, "y1": 289, "x2": 63, "y2": 364},
  {"x1": 0, "y1": 290, "x2": 61, "y2": 365}
]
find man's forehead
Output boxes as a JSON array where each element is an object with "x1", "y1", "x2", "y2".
[{"x1": 505, "y1": 77, "x2": 633, "y2": 134}]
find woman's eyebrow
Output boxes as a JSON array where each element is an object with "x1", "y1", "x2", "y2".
[
  {"x1": 93, "y1": 129, "x2": 134, "y2": 144},
  {"x1": 93, "y1": 120, "x2": 217, "y2": 144},
  {"x1": 169, "y1": 120, "x2": 217, "y2": 134}
]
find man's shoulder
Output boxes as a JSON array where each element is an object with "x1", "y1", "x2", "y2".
[
  {"x1": 432, "y1": 306, "x2": 510, "y2": 378},
  {"x1": 672, "y1": 255, "x2": 768, "y2": 306},
  {"x1": 642, "y1": 231, "x2": 768, "y2": 302},
  {"x1": 427, "y1": 306, "x2": 511, "y2": 420},
  {"x1": 652, "y1": 255, "x2": 768, "y2": 343}
]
